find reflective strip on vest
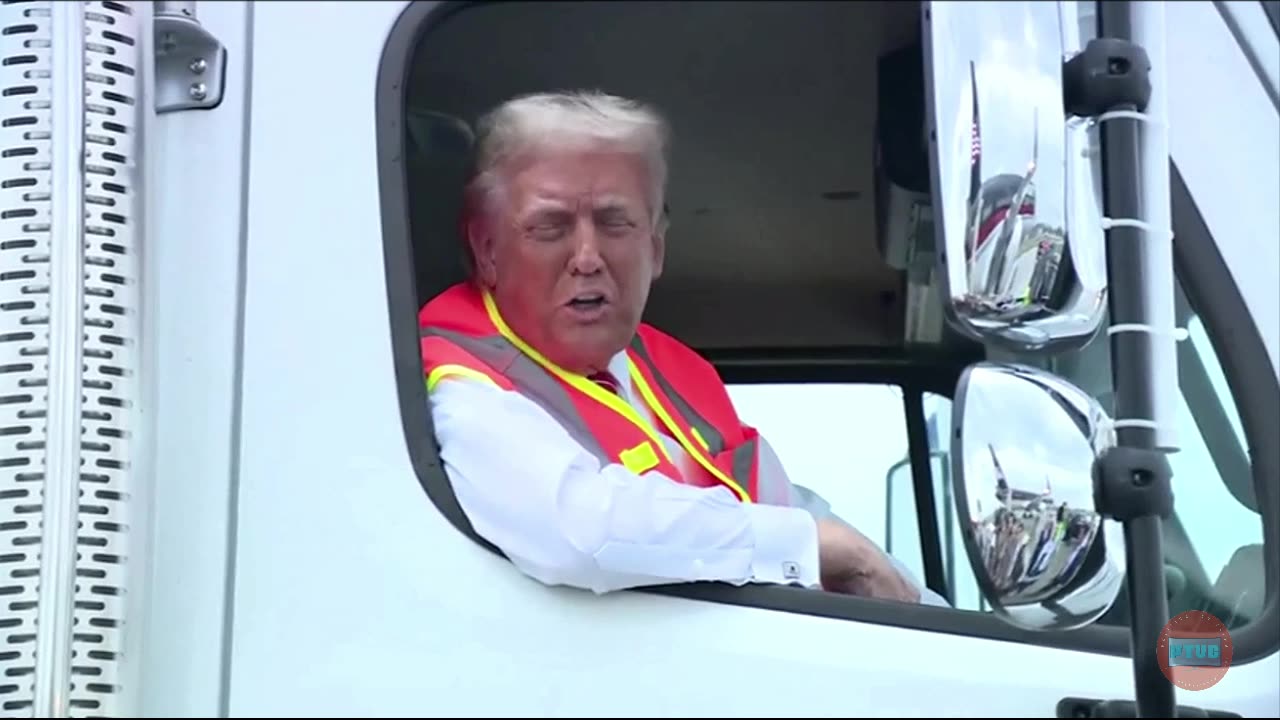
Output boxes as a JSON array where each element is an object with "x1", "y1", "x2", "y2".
[
  {"x1": 423, "y1": 326, "x2": 614, "y2": 467},
  {"x1": 421, "y1": 325, "x2": 755, "y2": 502},
  {"x1": 622, "y1": 354, "x2": 753, "y2": 503},
  {"x1": 420, "y1": 335, "x2": 516, "y2": 393},
  {"x1": 418, "y1": 287, "x2": 756, "y2": 503},
  {"x1": 428, "y1": 364, "x2": 499, "y2": 392},
  {"x1": 628, "y1": 336, "x2": 724, "y2": 455}
]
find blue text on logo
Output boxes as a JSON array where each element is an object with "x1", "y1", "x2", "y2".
[{"x1": 1168, "y1": 637, "x2": 1223, "y2": 668}]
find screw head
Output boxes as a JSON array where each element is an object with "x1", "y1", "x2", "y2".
[
  {"x1": 189, "y1": 58, "x2": 207, "y2": 74},
  {"x1": 189, "y1": 83, "x2": 207, "y2": 101}
]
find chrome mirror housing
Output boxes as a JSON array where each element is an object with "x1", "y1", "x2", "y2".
[
  {"x1": 924, "y1": 1, "x2": 1108, "y2": 353},
  {"x1": 951, "y1": 362, "x2": 1126, "y2": 631}
]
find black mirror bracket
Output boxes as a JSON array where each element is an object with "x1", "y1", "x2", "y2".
[
  {"x1": 1063, "y1": 18, "x2": 1182, "y2": 719},
  {"x1": 1063, "y1": 37, "x2": 1153, "y2": 119},
  {"x1": 1092, "y1": 446, "x2": 1174, "y2": 524}
]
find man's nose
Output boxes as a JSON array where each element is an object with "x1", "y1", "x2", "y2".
[{"x1": 567, "y1": 224, "x2": 604, "y2": 275}]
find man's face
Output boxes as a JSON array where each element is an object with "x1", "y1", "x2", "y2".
[{"x1": 470, "y1": 147, "x2": 665, "y2": 375}]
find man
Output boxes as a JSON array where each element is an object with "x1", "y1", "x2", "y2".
[{"x1": 418, "y1": 90, "x2": 946, "y2": 605}]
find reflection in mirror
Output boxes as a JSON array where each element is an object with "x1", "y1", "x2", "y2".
[
  {"x1": 924, "y1": 1, "x2": 1108, "y2": 353},
  {"x1": 952, "y1": 362, "x2": 1126, "y2": 631}
]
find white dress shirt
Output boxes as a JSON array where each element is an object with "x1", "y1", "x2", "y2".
[{"x1": 429, "y1": 349, "x2": 949, "y2": 606}]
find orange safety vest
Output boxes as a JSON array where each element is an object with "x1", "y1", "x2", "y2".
[{"x1": 418, "y1": 282, "x2": 761, "y2": 503}]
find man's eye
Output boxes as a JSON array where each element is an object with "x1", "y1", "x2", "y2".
[{"x1": 599, "y1": 216, "x2": 635, "y2": 230}]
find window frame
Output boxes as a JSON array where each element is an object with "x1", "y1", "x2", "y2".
[
  {"x1": 1215, "y1": 0, "x2": 1280, "y2": 110},
  {"x1": 374, "y1": 0, "x2": 1279, "y2": 664},
  {"x1": 723, "y1": 373, "x2": 959, "y2": 602},
  {"x1": 1165, "y1": 160, "x2": 1280, "y2": 664},
  {"x1": 883, "y1": 402, "x2": 953, "y2": 604}
]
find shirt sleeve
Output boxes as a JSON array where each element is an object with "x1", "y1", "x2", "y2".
[
  {"x1": 782, "y1": 468, "x2": 954, "y2": 608},
  {"x1": 427, "y1": 376, "x2": 823, "y2": 594}
]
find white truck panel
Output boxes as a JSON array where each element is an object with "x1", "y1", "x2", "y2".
[{"x1": 135, "y1": 1, "x2": 256, "y2": 717}]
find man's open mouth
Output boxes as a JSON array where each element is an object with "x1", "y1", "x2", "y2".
[{"x1": 568, "y1": 293, "x2": 607, "y2": 310}]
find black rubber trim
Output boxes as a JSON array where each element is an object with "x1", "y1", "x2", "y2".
[
  {"x1": 1263, "y1": 0, "x2": 1280, "y2": 37},
  {"x1": 708, "y1": 348, "x2": 973, "y2": 395},
  {"x1": 905, "y1": 387, "x2": 947, "y2": 596},
  {"x1": 1169, "y1": 161, "x2": 1280, "y2": 665},
  {"x1": 376, "y1": 0, "x2": 499, "y2": 558},
  {"x1": 1215, "y1": 0, "x2": 1280, "y2": 110},
  {"x1": 375, "y1": 0, "x2": 1278, "y2": 667}
]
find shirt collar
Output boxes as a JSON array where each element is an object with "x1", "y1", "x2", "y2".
[{"x1": 607, "y1": 351, "x2": 633, "y2": 398}]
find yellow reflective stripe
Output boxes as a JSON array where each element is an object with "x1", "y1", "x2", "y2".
[
  {"x1": 626, "y1": 358, "x2": 752, "y2": 504},
  {"x1": 426, "y1": 364, "x2": 501, "y2": 393},
  {"x1": 691, "y1": 427, "x2": 711, "y2": 452},
  {"x1": 480, "y1": 290, "x2": 676, "y2": 468},
  {"x1": 619, "y1": 441, "x2": 660, "y2": 475}
]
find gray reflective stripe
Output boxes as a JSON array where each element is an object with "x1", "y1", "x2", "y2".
[
  {"x1": 422, "y1": 327, "x2": 611, "y2": 466},
  {"x1": 731, "y1": 440, "x2": 757, "y2": 499},
  {"x1": 628, "y1": 336, "x2": 725, "y2": 454}
]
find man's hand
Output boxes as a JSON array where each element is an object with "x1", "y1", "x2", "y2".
[{"x1": 816, "y1": 518, "x2": 921, "y2": 603}]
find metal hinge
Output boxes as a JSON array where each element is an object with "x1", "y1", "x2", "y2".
[{"x1": 155, "y1": 1, "x2": 227, "y2": 113}]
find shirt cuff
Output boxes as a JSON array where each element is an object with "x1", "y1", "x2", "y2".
[{"x1": 746, "y1": 503, "x2": 822, "y2": 589}]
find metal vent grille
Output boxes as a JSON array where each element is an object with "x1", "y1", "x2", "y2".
[
  {"x1": 0, "y1": 1, "x2": 56, "y2": 714},
  {"x1": 0, "y1": 1, "x2": 140, "y2": 717},
  {"x1": 71, "y1": 1, "x2": 139, "y2": 716}
]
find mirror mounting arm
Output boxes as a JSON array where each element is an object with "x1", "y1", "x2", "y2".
[
  {"x1": 1092, "y1": 446, "x2": 1174, "y2": 523},
  {"x1": 1063, "y1": 38, "x2": 1153, "y2": 118},
  {"x1": 1092, "y1": 444, "x2": 1176, "y2": 714},
  {"x1": 1074, "y1": 8, "x2": 1174, "y2": 718}
]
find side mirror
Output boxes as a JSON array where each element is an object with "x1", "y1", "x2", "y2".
[
  {"x1": 924, "y1": 1, "x2": 1108, "y2": 353},
  {"x1": 951, "y1": 362, "x2": 1126, "y2": 631}
]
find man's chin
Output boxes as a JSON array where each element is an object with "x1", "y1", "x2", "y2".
[{"x1": 545, "y1": 336, "x2": 626, "y2": 375}]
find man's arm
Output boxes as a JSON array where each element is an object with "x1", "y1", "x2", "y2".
[
  {"x1": 428, "y1": 377, "x2": 823, "y2": 594},
  {"x1": 755, "y1": 435, "x2": 953, "y2": 607},
  {"x1": 788, "y1": 481, "x2": 952, "y2": 607}
]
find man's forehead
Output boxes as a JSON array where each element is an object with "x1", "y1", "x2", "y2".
[
  {"x1": 507, "y1": 150, "x2": 647, "y2": 188},
  {"x1": 522, "y1": 192, "x2": 641, "y2": 211}
]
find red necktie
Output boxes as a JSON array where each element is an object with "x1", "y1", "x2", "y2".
[
  {"x1": 589, "y1": 371, "x2": 622, "y2": 396},
  {"x1": 592, "y1": 370, "x2": 675, "y2": 442}
]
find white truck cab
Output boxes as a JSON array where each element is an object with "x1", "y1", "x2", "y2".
[{"x1": 0, "y1": 0, "x2": 1276, "y2": 717}]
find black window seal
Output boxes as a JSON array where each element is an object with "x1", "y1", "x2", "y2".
[
  {"x1": 884, "y1": 425, "x2": 956, "y2": 604},
  {"x1": 904, "y1": 386, "x2": 948, "y2": 597},
  {"x1": 374, "y1": 0, "x2": 1277, "y2": 666},
  {"x1": 1214, "y1": 0, "x2": 1280, "y2": 110},
  {"x1": 709, "y1": 348, "x2": 974, "y2": 394},
  {"x1": 375, "y1": 0, "x2": 500, "y2": 559},
  {"x1": 1263, "y1": 0, "x2": 1280, "y2": 37}
]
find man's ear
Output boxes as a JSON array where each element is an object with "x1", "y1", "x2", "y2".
[
  {"x1": 651, "y1": 207, "x2": 668, "y2": 280},
  {"x1": 466, "y1": 215, "x2": 498, "y2": 287}
]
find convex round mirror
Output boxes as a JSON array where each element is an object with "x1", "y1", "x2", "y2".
[
  {"x1": 923, "y1": 1, "x2": 1108, "y2": 353},
  {"x1": 951, "y1": 362, "x2": 1126, "y2": 631}
]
